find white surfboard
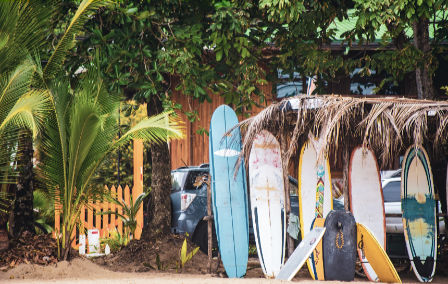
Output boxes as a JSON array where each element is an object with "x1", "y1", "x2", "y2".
[
  {"x1": 249, "y1": 130, "x2": 286, "y2": 278},
  {"x1": 349, "y1": 146, "x2": 386, "y2": 282},
  {"x1": 298, "y1": 139, "x2": 333, "y2": 279},
  {"x1": 276, "y1": 227, "x2": 326, "y2": 281}
]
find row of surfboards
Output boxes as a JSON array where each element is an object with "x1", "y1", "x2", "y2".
[{"x1": 209, "y1": 105, "x2": 437, "y2": 282}]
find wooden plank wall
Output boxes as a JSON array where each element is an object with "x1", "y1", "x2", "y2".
[{"x1": 170, "y1": 83, "x2": 275, "y2": 169}]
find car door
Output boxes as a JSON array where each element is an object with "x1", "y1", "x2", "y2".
[
  {"x1": 171, "y1": 170, "x2": 187, "y2": 232},
  {"x1": 382, "y1": 179, "x2": 402, "y2": 233}
]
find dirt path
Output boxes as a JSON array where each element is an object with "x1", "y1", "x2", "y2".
[{"x1": 1, "y1": 257, "x2": 448, "y2": 284}]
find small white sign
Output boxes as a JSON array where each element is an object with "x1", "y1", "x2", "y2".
[{"x1": 88, "y1": 229, "x2": 100, "y2": 254}]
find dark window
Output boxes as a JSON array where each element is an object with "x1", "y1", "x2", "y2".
[
  {"x1": 276, "y1": 69, "x2": 303, "y2": 98},
  {"x1": 383, "y1": 181, "x2": 401, "y2": 202},
  {"x1": 350, "y1": 67, "x2": 400, "y2": 95},
  {"x1": 184, "y1": 171, "x2": 208, "y2": 190}
]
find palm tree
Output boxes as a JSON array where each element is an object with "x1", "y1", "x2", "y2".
[
  {"x1": 0, "y1": 1, "x2": 53, "y2": 249},
  {"x1": 38, "y1": 66, "x2": 183, "y2": 259}
]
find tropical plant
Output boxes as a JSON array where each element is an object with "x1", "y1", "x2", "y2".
[
  {"x1": 100, "y1": 191, "x2": 149, "y2": 239},
  {"x1": 179, "y1": 237, "x2": 199, "y2": 272},
  {"x1": 0, "y1": 0, "x2": 54, "y2": 241},
  {"x1": 38, "y1": 62, "x2": 183, "y2": 259}
]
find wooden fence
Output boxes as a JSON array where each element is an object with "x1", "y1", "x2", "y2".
[{"x1": 54, "y1": 140, "x2": 144, "y2": 248}]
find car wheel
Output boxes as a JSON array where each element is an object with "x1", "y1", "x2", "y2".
[{"x1": 192, "y1": 221, "x2": 218, "y2": 256}]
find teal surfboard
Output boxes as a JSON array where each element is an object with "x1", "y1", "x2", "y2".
[
  {"x1": 209, "y1": 105, "x2": 249, "y2": 278},
  {"x1": 401, "y1": 145, "x2": 437, "y2": 282}
]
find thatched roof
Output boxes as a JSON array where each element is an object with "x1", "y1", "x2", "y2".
[{"x1": 238, "y1": 95, "x2": 448, "y2": 168}]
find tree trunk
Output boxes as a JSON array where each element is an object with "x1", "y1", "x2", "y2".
[
  {"x1": 11, "y1": 130, "x2": 35, "y2": 237},
  {"x1": 141, "y1": 96, "x2": 172, "y2": 239},
  {"x1": 413, "y1": 18, "x2": 434, "y2": 99}
]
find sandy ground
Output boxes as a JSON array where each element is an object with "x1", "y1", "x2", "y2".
[
  {"x1": 0, "y1": 258, "x2": 352, "y2": 284},
  {"x1": 1, "y1": 257, "x2": 447, "y2": 284}
]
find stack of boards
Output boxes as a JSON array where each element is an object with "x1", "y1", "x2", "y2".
[
  {"x1": 209, "y1": 104, "x2": 436, "y2": 282},
  {"x1": 279, "y1": 142, "x2": 402, "y2": 282}
]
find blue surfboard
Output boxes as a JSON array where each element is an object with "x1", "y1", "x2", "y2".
[{"x1": 209, "y1": 105, "x2": 249, "y2": 278}]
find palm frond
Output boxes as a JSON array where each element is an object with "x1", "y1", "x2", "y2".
[
  {"x1": 43, "y1": 0, "x2": 111, "y2": 81},
  {"x1": 115, "y1": 111, "x2": 184, "y2": 148},
  {"x1": 0, "y1": 1, "x2": 52, "y2": 75},
  {"x1": 0, "y1": 89, "x2": 51, "y2": 138},
  {"x1": 0, "y1": 61, "x2": 36, "y2": 123}
]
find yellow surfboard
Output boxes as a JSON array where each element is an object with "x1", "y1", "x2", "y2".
[
  {"x1": 311, "y1": 218, "x2": 325, "y2": 280},
  {"x1": 357, "y1": 223, "x2": 401, "y2": 283},
  {"x1": 298, "y1": 140, "x2": 332, "y2": 280}
]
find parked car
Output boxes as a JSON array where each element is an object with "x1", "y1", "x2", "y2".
[
  {"x1": 170, "y1": 164, "x2": 344, "y2": 253},
  {"x1": 382, "y1": 175, "x2": 446, "y2": 234}
]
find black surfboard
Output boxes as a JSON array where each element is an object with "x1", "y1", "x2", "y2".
[{"x1": 323, "y1": 210, "x2": 357, "y2": 281}]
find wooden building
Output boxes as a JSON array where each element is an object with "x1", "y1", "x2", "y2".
[{"x1": 169, "y1": 83, "x2": 275, "y2": 170}]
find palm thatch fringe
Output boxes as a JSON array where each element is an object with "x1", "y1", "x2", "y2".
[{"x1": 235, "y1": 95, "x2": 448, "y2": 170}]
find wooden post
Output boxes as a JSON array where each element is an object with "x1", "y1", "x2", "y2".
[
  {"x1": 95, "y1": 200, "x2": 101, "y2": 235},
  {"x1": 54, "y1": 193, "x2": 60, "y2": 238},
  {"x1": 206, "y1": 177, "x2": 212, "y2": 273},
  {"x1": 124, "y1": 185, "x2": 130, "y2": 238},
  {"x1": 117, "y1": 185, "x2": 123, "y2": 235},
  {"x1": 281, "y1": 131, "x2": 294, "y2": 257},
  {"x1": 80, "y1": 205, "x2": 85, "y2": 234},
  {"x1": 110, "y1": 185, "x2": 117, "y2": 231},
  {"x1": 102, "y1": 188, "x2": 109, "y2": 238},
  {"x1": 342, "y1": 142, "x2": 350, "y2": 211},
  {"x1": 133, "y1": 139, "x2": 144, "y2": 239},
  {"x1": 87, "y1": 201, "x2": 93, "y2": 233}
]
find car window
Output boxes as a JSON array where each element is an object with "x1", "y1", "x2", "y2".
[
  {"x1": 184, "y1": 171, "x2": 208, "y2": 190},
  {"x1": 288, "y1": 180, "x2": 298, "y2": 195},
  {"x1": 391, "y1": 170, "x2": 401, "y2": 178},
  {"x1": 171, "y1": 171, "x2": 186, "y2": 192},
  {"x1": 383, "y1": 181, "x2": 401, "y2": 202}
]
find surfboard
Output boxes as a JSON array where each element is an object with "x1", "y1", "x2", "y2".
[
  {"x1": 276, "y1": 227, "x2": 326, "y2": 281},
  {"x1": 298, "y1": 139, "x2": 333, "y2": 279},
  {"x1": 357, "y1": 223, "x2": 401, "y2": 283},
  {"x1": 209, "y1": 105, "x2": 249, "y2": 278},
  {"x1": 310, "y1": 218, "x2": 325, "y2": 280},
  {"x1": 349, "y1": 146, "x2": 386, "y2": 281},
  {"x1": 249, "y1": 130, "x2": 286, "y2": 278},
  {"x1": 323, "y1": 210, "x2": 357, "y2": 281},
  {"x1": 401, "y1": 145, "x2": 437, "y2": 282}
]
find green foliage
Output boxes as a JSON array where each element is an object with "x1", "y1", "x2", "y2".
[
  {"x1": 91, "y1": 102, "x2": 152, "y2": 190},
  {"x1": 0, "y1": 191, "x2": 12, "y2": 215},
  {"x1": 33, "y1": 190, "x2": 54, "y2": 234},
  {"x1": 101, "y1": 228, "x2": 128, "y2": 253},
  {"x1": 442, "y1": 86, "x2": 448, "y2": 95},
  {"x1": 180, "y1": 237, "x2": 199, "y2": 271},
  {"x1": 39, "y1": 64, "x2": 182, "y2": 258},
  {"x1": 0, "y1": 0, "x2": 54, "y2": 184},
  {"x1": 100, "y1": 191, "x2": 149, "y2": 239}
]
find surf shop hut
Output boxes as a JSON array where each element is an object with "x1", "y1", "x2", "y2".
[{"x1": 237, "y1": 94, "x2": 448, "y2": 256}]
